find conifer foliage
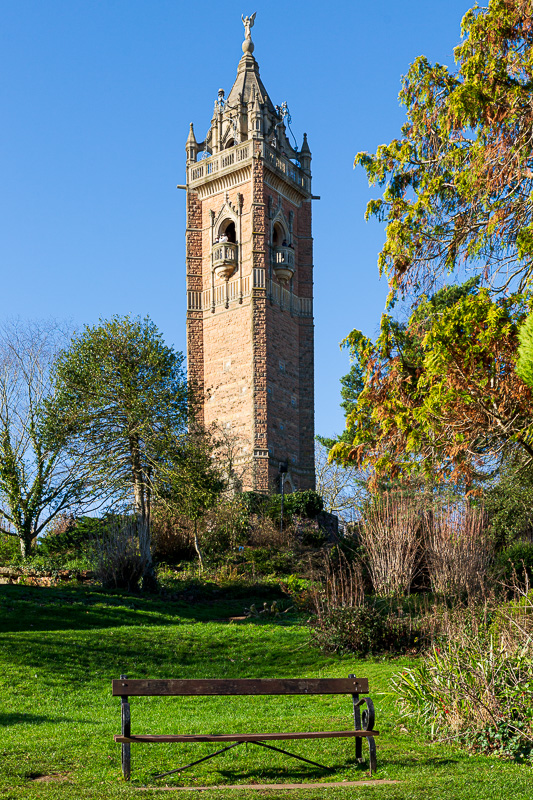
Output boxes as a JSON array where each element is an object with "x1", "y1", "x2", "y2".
[
  {"x1": 333, "y1": 0, "x2": 533, "y2": 485},
  {"x1": 357, "y1": 0, "x2": 533, "y2": 300}
]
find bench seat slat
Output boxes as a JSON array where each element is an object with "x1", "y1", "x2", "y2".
[
  {"x1": 114, "y1": 730, "x2": 379, "y2": 743},
  {"x1": 112, "y1": 678, "x2": 368, "y2": 696}
]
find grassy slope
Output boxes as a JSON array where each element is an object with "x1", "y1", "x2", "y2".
[{"x1": 0, "y1": 583, "x2": 530, "y2": 799}]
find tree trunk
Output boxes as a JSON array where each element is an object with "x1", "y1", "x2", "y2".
[
  {"x1": 130, "y1": 438, "x2": 157, "y2": 592},
  {"x1": 137, "y1": 514, "x2": 157, "y2": 592},
  {"x1": 20, "y1": 529, "x2": 34, "y2": 559},
  {"x1": 193, "y1": 519, "x2": 204, "y2": 573}
]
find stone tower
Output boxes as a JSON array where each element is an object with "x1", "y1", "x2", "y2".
[{"x1": 185, "y1": 15, "x2": 315, "y2": 493}]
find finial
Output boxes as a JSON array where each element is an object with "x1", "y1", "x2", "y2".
[
  {"x1": 186, "y1": 122, "x2": 198, "y2": 163},
  {"x1": 186, "y1": 122, "x2": 197, "y2": 145},
  {"x1": 241, "y1": 12, "x2": 256, "y2": 54}
]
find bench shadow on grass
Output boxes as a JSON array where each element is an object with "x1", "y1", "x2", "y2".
[
  {"x1": 153, "y1": 765, "x2": 344, "y2": 786},
  {"x1": 215, "y1": 764, "x2": 363, "y2": 783},
  {"x1": 145, "y1": 756, "x2": 365, "y2": 787}
]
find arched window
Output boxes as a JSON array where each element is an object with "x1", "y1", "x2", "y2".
[
  {"x1": 272, "y1": 222, "x2": 287, "y2": 247},
  {"x1": 225, "y1": 138, "x2": 235, "y2": 149},
  {"x1": 218, "y1": 220, "x2": 236, "y2": 243}
]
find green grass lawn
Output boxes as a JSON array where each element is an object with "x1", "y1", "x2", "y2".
[{"x1": 0, "y1": 582, "x2": 531, "y2": 799}]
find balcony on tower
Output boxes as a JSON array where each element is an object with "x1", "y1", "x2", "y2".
[
  {"x1": 272, "y1": 246, "x2": 295, "y2": 283},
  {"x1": 212, "y1": 241, "x2": 238, "y2": 281}
]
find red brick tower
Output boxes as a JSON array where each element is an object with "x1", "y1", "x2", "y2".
[{"x1": 185, "y1": 15, "x2": 315, "y2": 493}]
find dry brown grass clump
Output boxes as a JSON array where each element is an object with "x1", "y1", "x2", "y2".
[
  {"x1": 424, "y1": 504, "x2": 491, "y2": 598},
  {"x1": 359, "y1": 494, "x2": 421, "y2": 596}
]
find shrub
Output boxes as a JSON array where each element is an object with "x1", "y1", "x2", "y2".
[
  {"x1": 93, "y1": 517, "x2": 146, "y2": 591},
  {"x1": 310, "y1": 603, "x2": 420, "y2": 656},
  {"x1": 244, "y1": 547, "x2": 295, "y2": 575},
  {"x1": 247, "y1": 515, "x2": 292, "y2": 550},
  {"x1": 0, "y1": 532, "x2": 20, "y2": 565},
  {"x1": 359, "y1": 494, "x2": 421, "y2": 596},
  {"x1": 309, "y1": 552, "x2": 420, "y2": 655},
  {"x1": 424, "y1": 504, "x2": 492, "y2": 598},
  {"x1": 489, "y1": 588, "x2": 533, "y2": 651},
  {"x1": 38, "y1": 515, "x2": 90, "y2": 557},
  {"x1": 484, "y1": 461, "x2": 533, "y2": 547},
  {"x1": 311, "y1": 551, "x2": 364, "y2": 612},
  {"x1": 294, "y1": 517, "x2": 327, "y2": 548},
  {"x1": 285, "y1": 490, "x2": 324, "y2": 519},
  {"x1": 278, "y1": 574, "x2": 319, "y2": 611},
  {"x1": 494, "y1": 540, "x2": 533, "y2": 588},
  {"x1": 266, "y1": 490, "x2": 324, "y2": 526},
  {"x1": 14, "y1": 550, "x2": 93, "y2": 576},
  {"x1": 151, "y1": 511, "x2": 195, "y2": 563},
  {"x1": 200, "y1": 500, "x2": 250, "y2": 560},
  {"x1": 240, "y1": 491, "x2": 268, "y2": 516},
  {"x1": 394, "y1": 601, "x2": 533, "y2": 760}
]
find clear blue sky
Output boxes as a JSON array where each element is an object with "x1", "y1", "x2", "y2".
[{"x1": 1, "y1": 0, "x2": 472, "y2": 439}]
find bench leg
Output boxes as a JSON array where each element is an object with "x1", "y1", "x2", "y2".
[
  {"x1": 367, "y1": 735, "x2": 377, "y2": 776},
  {"x1": 122, "y1": 740, "x2": 131, "y2": 781},
  {"x1": 120, "y1": 676, "x2": 131, "y2": 781},
  {"x1": 362, "y1": 697, "x2": 377, "y2": 775},
  {"x1": 349, "y1": 676, "x2": 377, "y2": 775},
  {"x1": 349, "y1": 677, "x2": 363, "y2": 763}
]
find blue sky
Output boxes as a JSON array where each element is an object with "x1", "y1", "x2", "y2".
[{"x1": 1, "y1": 0, "x2": 473, "y2": 439}]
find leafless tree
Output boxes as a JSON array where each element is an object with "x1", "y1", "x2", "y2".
[
  {"x1": 0, "y1": 319, "x2": 94, "y2": 557},
  {"x1": 315, "y1": 441, "x2": 365, "y2": 524}
]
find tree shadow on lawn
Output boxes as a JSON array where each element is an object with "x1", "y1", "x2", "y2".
[
  {"x1": 0, "y1": 584, "x2": 288, "y2": 633},
  {"x1": 0, "y1": 712, "x2": 74, "y2": 726},
  {"x1": 0, "y1": 621, "x2": 322, "y2": 684}
]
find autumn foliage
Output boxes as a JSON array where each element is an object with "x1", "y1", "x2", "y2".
[{"x1": 333, "y1": 1, "x2": 533, "y2": 486}]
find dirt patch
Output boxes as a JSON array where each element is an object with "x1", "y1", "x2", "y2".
[{"x1": 29, "y1": 773, "x2": 71, "y2": 783}]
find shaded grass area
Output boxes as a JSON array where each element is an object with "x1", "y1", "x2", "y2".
[
  {"x1": 0, "y1": 583, "x2": 531, "y2": 799},
  {"x1": 0, "y1": 580, "x2": 285, "y2": 632}
]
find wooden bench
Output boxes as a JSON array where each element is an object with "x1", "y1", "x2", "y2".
[{"x1": 112, "y1": 674, "x2": 378, "y2": 781}]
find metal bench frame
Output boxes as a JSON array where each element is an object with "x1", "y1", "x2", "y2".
[{"x1": 112, "y1": 675, "x2": 378, "y2": 780}]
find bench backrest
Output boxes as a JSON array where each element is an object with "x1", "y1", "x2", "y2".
[{"x1": 112, "y1": 677, "x2": 368, "y2": 697}]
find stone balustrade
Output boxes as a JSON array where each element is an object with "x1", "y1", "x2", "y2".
[
  {"x1": 187, "y1": 141, "x2": 310, "y2": 195},
  {"x1": 212, "y1": 241, "x2": 238, "y2": 280},
  {"x1": 272, "y1": 246, "x2": 295, "y2": 282},
  {"x1": 187, "y1": 269, "x2": 312, "y2": 317},
  {"x1": 273, "y1": 246, "x2": 295, "y2": 266},
  {"x1": 188, "y1": 142, "x2": 251, "y2": 183}
]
